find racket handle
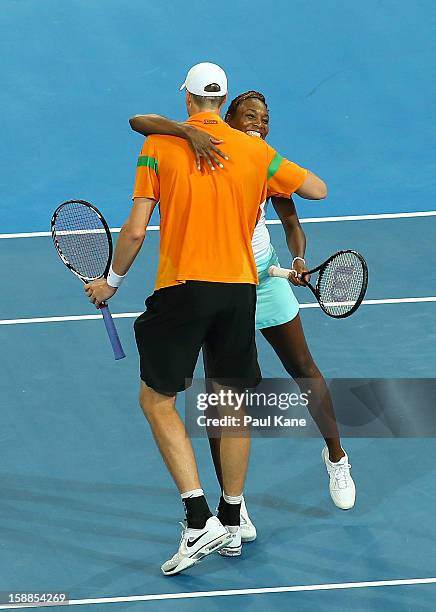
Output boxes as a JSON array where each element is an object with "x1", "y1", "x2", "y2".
[
  {"x1": 268, "y1": 265, "x2": 293, "y2": 279},
  {"x1": 100, "y1": 304, "x2": 126, "y2": 360}
]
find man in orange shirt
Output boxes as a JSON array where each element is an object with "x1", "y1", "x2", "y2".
[{"x1": 86, "y1": 63, "x2": 326, "y2": 575}]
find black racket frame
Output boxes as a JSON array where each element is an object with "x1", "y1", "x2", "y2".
[
  {"x1": 51, "y1": 199, "x2": 113, "y2": 282},
  {"x1": 302, "y1": 249, "x2": 368, "y2": 319}
]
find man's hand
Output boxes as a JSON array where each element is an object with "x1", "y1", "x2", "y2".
[
  {"x1": 85, "y1": 278, "x2": 117, "y2": 308},
  {"x1": 288, "y1": 258, "x2": 310, "y2": 287},
  {"x1": 184, "y1": 125, "x2": 228, "y2": 171}
]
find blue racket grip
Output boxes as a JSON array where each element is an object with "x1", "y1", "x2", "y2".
[{"x1": 100, "y1": 304, "x2": 126, "y2": 360}]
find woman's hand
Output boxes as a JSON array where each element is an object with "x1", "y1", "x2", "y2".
[
  {"x1": 288, "y1": 258, "x2": 310, "y2": 287},
  {"x1": 184, "y1": 125, "x2": 228, "y2": 171}
]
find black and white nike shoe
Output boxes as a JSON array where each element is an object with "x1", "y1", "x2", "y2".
[
  {"x1": 161, "y1": 516, "x2": 234, "y2": 576},
  {"x1": 218, "y1": 525, "x2": 242, "y2": 556}
]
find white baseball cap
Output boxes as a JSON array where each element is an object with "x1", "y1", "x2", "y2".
[{"x1": 179, "y1": 62, "x2": 228, "y2": 96}]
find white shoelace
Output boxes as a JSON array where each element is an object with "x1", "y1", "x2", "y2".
[
  {"x1": 167, "y1": 522, "x2": 187, "y2": 563},
  {"x1": 330, "y1": 461, "x2": 352, "y2": 489}
]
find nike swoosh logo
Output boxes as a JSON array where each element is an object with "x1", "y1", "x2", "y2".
[{"x1": 186, "y1": 533, "x2": 206, "y2": 548}]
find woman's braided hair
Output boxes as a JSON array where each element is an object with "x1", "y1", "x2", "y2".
[{"x1": 224, "y1": 90, "x2": 268, "y2": 123}]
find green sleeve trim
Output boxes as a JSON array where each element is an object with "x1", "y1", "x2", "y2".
[
  {"x1": 267, "y1": 152, "x2": 283, "y2": 181},
  {"x1": 137, "y1": 155, "x2": 158, "y2": 174}
]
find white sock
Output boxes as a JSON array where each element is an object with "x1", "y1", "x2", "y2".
[
  {"x1": 181, "y1": 488, "x2": 204, "y2": 500},
  {"x1": 223, "y1": 493, "x2": 243, "y2": 505}
]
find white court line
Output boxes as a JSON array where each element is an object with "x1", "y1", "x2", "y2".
[
  {"x1": 270, "y1": 210, "x2": 436, "y2": 224},
  {"x1": 0, "y1": 313, "x2": 138, "y2": 325},
  {"x1": 1, "y1": 210, "x2": 436, "y2": 239},
  {"x1": 0, "y1": 577, "x2": 435, "y2": 609},
  {"x1": 301, "y1": 296, "x2": 436, "y2": 308},
  {"x1": 0, "y1": 296, "x2": 434, "y2": 326},
  {"x1": 0, "y1": 228, "x2": 151, "y2": 239}
]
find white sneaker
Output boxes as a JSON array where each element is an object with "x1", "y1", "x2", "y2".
[
  {"x1": 218, "y1": 525, "x2": 242, "y2": 556},
  {"x1": 240, "y1": 497, "x2": 257, "y2": 542},
  {"x1": 161, "y1": 516, "x2": 233, "y2": 576},
  {"x1": 322, "y1": 447, "x2": 356, "y2": 510}
]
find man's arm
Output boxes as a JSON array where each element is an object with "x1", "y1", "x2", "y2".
[
  {"x1": 85, "y1": 197, "x2": 156, "y2": 307},
  {"x1": 295, "y1": 170, "x2": 327, "y2": 199},
  {"x1": 271, "y1": 196, "x2": 308, "y2": 286},
  {"x1": 111, "y1": 197, "x2": 156, "y2": 274},
  {"x1": 266, "y1": 146, "x2": 327, "y2": 202},
  {"x1": 129, "y1": 114, "x2": 227, "y2": 170}
]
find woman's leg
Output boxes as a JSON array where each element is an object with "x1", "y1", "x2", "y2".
[{"x1": 261, "y1": 314, "x2": 344, "y2": 462}]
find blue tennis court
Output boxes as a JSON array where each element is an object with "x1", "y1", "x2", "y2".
[{"x1": 1, "y1": 1, "x2": 436, "y2": 610}]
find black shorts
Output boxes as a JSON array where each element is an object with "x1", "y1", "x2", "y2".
[{"x1": 134, "y1": 281, "x2": 261, "y2": 395}]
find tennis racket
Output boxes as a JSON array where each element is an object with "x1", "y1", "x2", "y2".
[
  {"x1": 269, "y1": 250, "x2": 368, "y2": 318},
  {"x1": 51, "y1": 199, "x2": 126, "y2": 360}
]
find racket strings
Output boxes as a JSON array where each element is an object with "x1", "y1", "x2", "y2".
[
  {"x1": 53, "y1": 202, "x2": 110, "y2": 280},
  {"x1": 317, "y1": 251, "x2": 366, "y2": 316}
]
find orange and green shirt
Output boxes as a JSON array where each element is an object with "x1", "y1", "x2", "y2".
[{"x1": 133, "y1": 112, "x2": 307, "y2": 290}]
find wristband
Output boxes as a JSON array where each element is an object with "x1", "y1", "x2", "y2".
[
  {"x1": 106, "y1": 264, "x2": 126, "y2": 288},
  {"x1": 292, "y1": 256, "x2": 305, "y2": 269}
]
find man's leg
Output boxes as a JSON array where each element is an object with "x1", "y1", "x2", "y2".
[
  {"x1": 203, "y1": 351, "x2": 224, "y2": 489},
  {"x1": 139, "y1": 380, "x2": 213, "y2": 528},
  {"x1": 203, "y1": 353, "x2": 252, "y2": 497},
  {"x1": 139, "y1": 381, "x2": 201, "y2": 493},
  {"x1": 135, "y1": 282, "x2": 255, "y2": 569},
  {"x1": 203, "y1": 348, "x2": 256, "y2": 543},
  {"x1": 210, "y1": 383, "x2": 252, "y2": 556},
  {"x1": 139, "y1": 380, "x2": 232, "y2": 574},
  {"x1": 203, "y1": 283, "x2": 261, "y2": 555},
  {"x1": 216, "y1": 398, "x2": 250, "y2": 497},
  {"x1": 135, "y1": 285, "x2": 209, "y2": 502}
]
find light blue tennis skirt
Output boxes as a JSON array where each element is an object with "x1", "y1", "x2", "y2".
[{"x1": 255, "y1": 244, "x2": 300, "y2": 330}]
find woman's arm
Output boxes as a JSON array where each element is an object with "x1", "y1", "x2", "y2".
[
  {"x1": 129, "y1": 114, "x2": 189, "y2": 138},
  {"x1": 129, "y1": 114, "x2": 227, "y2": 170},
  {"x1": 271, "y1": 196, "x2": 309, "y2": 286}
]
